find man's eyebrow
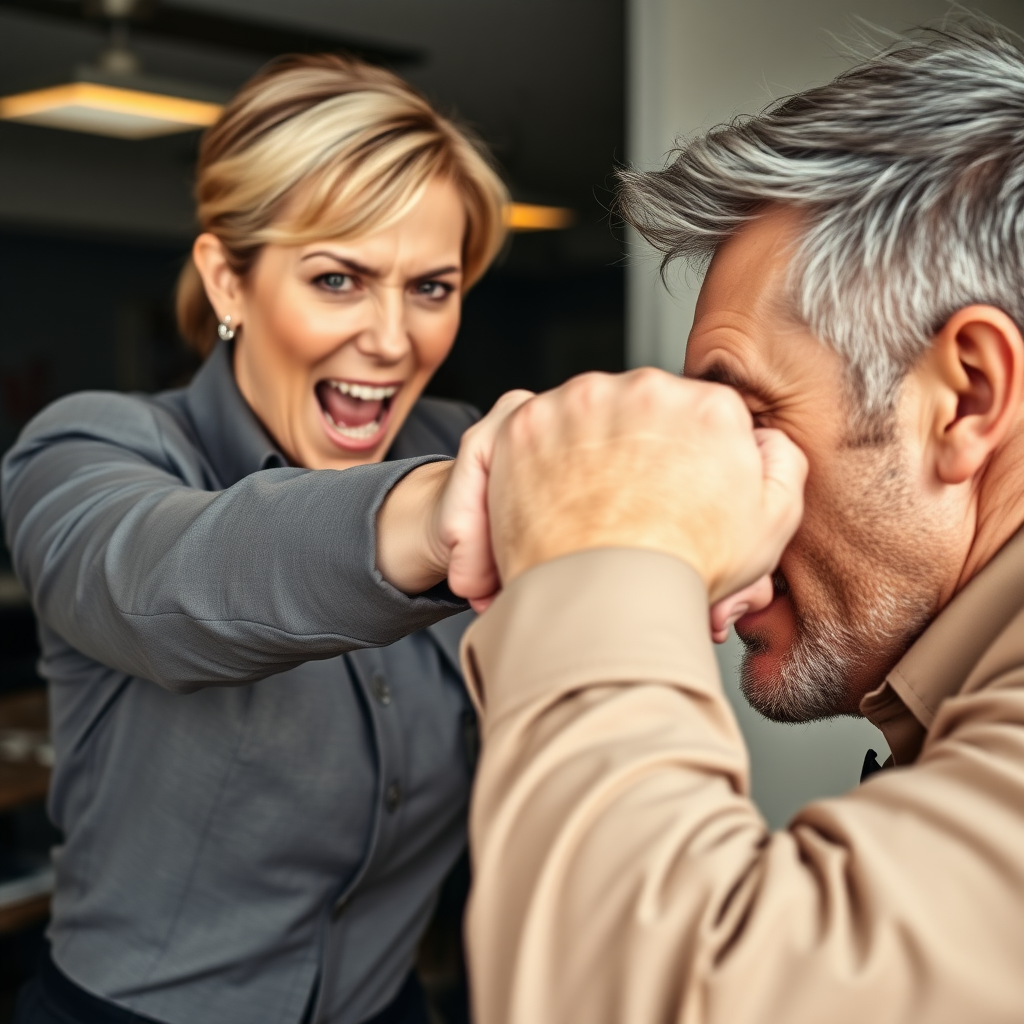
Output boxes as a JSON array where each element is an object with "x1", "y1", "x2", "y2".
[{"x1": 695, "y1": 361, "x2": 775, "y2": 405}]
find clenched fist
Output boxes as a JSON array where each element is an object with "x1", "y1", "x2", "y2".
[
  {"x1": 486, "y1": 369, "x2": 807, "y2": 603},
  {"x1": 376, "y1": 389, "x2": 533, "y2": 608}
]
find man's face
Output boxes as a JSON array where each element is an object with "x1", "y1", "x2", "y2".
[{"x1": 684, "y1": 208, "x2": 950, "y2": 721}]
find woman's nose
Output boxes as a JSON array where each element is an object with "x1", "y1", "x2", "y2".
[{"x1": 357, "y1": 288, "x2": 411, "y2": 363}]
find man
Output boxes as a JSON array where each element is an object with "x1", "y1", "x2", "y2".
[{"x1": 461, "y1": 23, "x2": 1024, "y2": 1024}]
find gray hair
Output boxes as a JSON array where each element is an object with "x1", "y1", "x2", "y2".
[{"x1": 616, "y1": 20, "x2": 1024, "y2": 426}]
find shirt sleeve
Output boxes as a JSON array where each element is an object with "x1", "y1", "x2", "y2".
[
  {"x1": 461, "y1": 547, "x2": 1024, "y2": 1024},
  {"x1": 2, "y1": 391, "x2": 464, "y2": 693}
]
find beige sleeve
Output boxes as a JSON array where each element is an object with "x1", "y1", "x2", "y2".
[{"x1": 461, "y1": 548, "x2": 1024, "y2": 1024}]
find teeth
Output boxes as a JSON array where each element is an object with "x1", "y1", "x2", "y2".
[
  {"x1": 324, "y1": 412, "x2": 384, "y2": 439},
  {"x1": 330, "y1": 380, "x2": 398, "y2": 401}
]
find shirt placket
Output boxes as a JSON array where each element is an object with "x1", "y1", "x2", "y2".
[{"x1": 309, "y1": 647, "x2": 408, "y2": 1024}]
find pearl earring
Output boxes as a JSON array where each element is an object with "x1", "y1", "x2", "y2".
[{"x1": 217, "y1": 315, "x2": 236, "y2": 342}]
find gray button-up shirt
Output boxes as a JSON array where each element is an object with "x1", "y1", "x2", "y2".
[{"x1": 1, "y1": 343, "x2": 477, "y2": 1024}]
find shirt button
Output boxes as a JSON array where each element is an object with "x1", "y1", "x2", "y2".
[
  {"x1": 384, "y1": 782, "x2": 402, "y2": 813},
  {"x1": 371, "y1": 673, "x2": 392, "y2": 706}
]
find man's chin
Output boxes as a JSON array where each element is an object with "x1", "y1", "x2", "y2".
[
  {"x1": 736, "y1": 641, "x2": 809, "y2": 723},
  {"x1": 735, "y1": 625, "x2": 853, "y2": 723}
]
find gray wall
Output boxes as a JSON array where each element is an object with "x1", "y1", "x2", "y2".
[{"x1": 625, "y1": 0, "x2": 1024, "y2": 828}]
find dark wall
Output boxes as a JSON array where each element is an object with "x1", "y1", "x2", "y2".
[
  {"x1": 0, "y1": 228, "x2": 195, "y2": 455},
  {"x1": 429, "y1": 232, "x2": 625, "y2": 413}
]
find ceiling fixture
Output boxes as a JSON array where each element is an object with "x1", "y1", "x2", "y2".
[
  {"x1": 0, "y1": 0, "x2": 226, "y2": 137},
  {"x1": 0, "y1": 0, "x2": 577, "y2": 232},
  {"x1": 0, "y1": 0, "x2": 418, "y2": 138},
  {"x1": 506, "y1": 203, "x2": 576, "y2": 232},
  {"x1": 0, "y1": 0, "x2": 420, "y2": 65},
  {"x1": 0, "y1": 79, "x2": 222, "y2": 138}
]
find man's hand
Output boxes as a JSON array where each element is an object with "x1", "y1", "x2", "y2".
[
  {"x1": 486, "y1": 369, "x2": 807, "y2": 603},
  {"x1": 376, "y1": 389, "x2": 533, "y2": 607}
]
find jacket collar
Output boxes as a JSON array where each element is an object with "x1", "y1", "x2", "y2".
[
  {"x1": 183, "y1": 341, "x2": 287, "y2": 487},
  {"x1": 861, "y1": 523, "x2": 1024, "y2": 764}
]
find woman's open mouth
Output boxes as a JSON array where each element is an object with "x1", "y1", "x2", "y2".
[{"x1": 315, "y1": 378, "x2": 401, "y2": 452}]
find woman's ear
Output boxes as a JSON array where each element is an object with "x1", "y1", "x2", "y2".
[
  {"x1": 191, "y1": 233, "x2": 242, "y2": 326},
  {"x1": 926, "y1": 304, "x2": 1024, "y2": 485}
]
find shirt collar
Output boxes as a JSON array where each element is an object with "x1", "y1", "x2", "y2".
[
  {"x1": 860, "y1": 522, "x2": 1024, "y2": 763},
  {"x1": 183, "y1": 341, "x2": 287, "y2": 486}
]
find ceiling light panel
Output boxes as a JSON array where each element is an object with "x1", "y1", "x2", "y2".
[
  {"x1": 0, "y1": 83, "x2": 222, "y2": 139},
  {"x1": 506, "y1": 203, "x2": 576, "y2": 232}
]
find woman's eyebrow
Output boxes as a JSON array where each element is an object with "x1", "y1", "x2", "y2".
[
  {"x1": 412, "y1": 265, "x2": 461, "y2": 279},
  {"x1": 299, "y1": 253, "x2": 461, "y2": 280},
  {"x1": 301, "y1": 252, "x2": 379, "y2": 276}
]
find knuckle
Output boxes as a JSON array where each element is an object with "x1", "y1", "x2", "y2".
[
  {"x1": 631, "y1": 366, "x2": 666, "y2": 387},
  {"x1": 457, "y1": 419, "x2": 483, "y2": 454},
  {"x1": 496, "y1": 388, "x2": 534, "y2": 412},
  {"x1": 625, "y1": 366, "x2": 669, "y2": 402},
  {"x1": 560, "y1": 371, "x2": 609, "y2": 414},
  {"x1": 567, "y1": 370, "x2": 606, "y2": 395},
  {"x1": 702, "y1": 384, "x2": 751, "y2": 429},
  {"x1": 506, "y1": 394, "x2": 545, "y2": 445}
]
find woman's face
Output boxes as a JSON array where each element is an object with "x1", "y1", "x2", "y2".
[{"x1": 229, "y1": 177, "x2": 467, "y2": 469}]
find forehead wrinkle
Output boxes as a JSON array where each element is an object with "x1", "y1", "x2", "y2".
[
  {"x1": 694, "y1": 357, "x2": 778, "y2": 408},
  {"x1": 688, "y1": 293, "x2": 834, "y2": 415},
  {"x1": 686, "y1": 307, "x2": 782, "y2": 401}
]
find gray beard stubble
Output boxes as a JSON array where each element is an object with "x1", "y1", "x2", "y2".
[{"x1": 738, "y1": 571, "x2": 935, "y2": 724}]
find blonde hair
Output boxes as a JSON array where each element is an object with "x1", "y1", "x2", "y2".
[{"x1": 177, "y1": 54, "x2": 509, "y2": 355}]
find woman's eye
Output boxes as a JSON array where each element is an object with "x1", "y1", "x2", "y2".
[
  {"x1": 414, "y1": 281, "x2": 453, "y2": 300},
  {"x1": 316, "y1": 272, "x2": 355, "y2": 292}
]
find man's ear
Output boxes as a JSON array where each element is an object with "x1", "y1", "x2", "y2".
[
  {"x1": 191, "y1": 233, "x2": 243, "y2": 326},
  {"x1": 926, "y1": 304, "x2": 1024, "y2": 485}
]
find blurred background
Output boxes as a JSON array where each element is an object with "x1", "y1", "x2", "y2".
[{"x1": 0, "y1": 0, "x2": 1022, "y2": 1020}]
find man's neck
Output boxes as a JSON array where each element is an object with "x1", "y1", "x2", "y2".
[{"x1": 957, "y1": 424, "x2": 1024, "y2": 593}]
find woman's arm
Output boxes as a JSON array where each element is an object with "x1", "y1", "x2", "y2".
[
  {"x1": 376, "y1": 460, "x2": 452, "y2": 594},
  {"x1": 2, "y1": 391, "x2": 468, "y2": 693}
]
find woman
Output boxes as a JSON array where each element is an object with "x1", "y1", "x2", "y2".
[{"x1": 4, "y1": 54, "x2": 517, "y2": 1024}]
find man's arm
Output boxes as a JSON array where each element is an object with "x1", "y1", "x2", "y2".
[
  {"x1": 463, "y1": 370, "x2": 1024, "y2": 1023},
  {"x1": 463, "y1": 548, "x2": 1024, "y2": 1024}
]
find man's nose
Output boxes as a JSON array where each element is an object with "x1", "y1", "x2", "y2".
[{"x1": 357, "y1": 287, "x2": 411, "y2": 363}]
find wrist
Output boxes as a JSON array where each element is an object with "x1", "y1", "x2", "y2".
[
  {"x1": 500, "y1": 519, "x2": 712, "y2": 592},
  {"x1": 376, "y1": 461, "x2": 453, "y2": 594}
]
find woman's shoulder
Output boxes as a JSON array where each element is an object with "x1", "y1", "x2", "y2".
[
  {"x1": 4, "y1": 388, "x2": 198, "y2": 479},
  {"x1": 393, "y1": 396, "x2": 481, "y2": 459},
  {"x1": 18, "y1": 388, "x2": 190, "y2": 444}
]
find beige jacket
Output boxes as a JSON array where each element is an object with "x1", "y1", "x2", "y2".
[{"x1": 461, "y1": 536, "x2": 1024, "y2": 1024}]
